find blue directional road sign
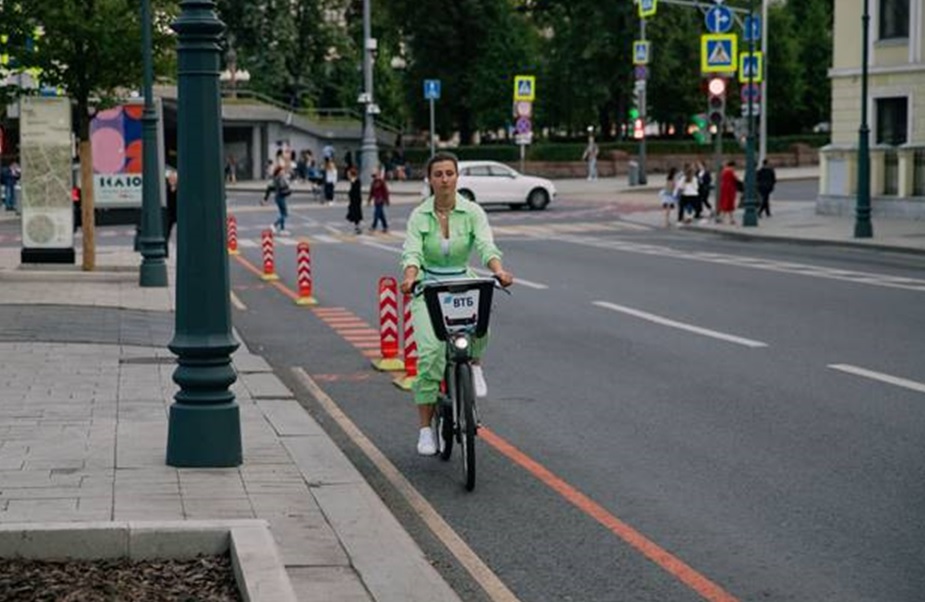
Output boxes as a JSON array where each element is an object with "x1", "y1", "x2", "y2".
[
  {"x1": 423, "y1": 79, "x2": 441, "y2": 100},
  {"x1": 705, "y1": 4, "x2": 733, "y2": 34},
  {"x1": 743, "y1": 15, "x2": 761, "y2": 42}
]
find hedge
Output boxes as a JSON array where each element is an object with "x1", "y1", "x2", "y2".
[{"x1": 402, "y1": 135, "x2": 829, "y2": 167}]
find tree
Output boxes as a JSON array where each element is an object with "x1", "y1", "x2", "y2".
[
  {"x1": 0, "y1": 0, "x2": 177, "y2": 270},
  {"x1": 385, "y1": 0, "x2": 535, "y2": 144}
]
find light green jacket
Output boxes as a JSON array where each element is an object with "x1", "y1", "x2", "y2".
[{"x1": 401, "y1": 194, "x2": 502, "y2": 274}]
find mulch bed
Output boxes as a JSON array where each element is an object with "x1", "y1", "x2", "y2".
[{"x1": 0, "y1": 554, "x2": 242, "y2": 601}]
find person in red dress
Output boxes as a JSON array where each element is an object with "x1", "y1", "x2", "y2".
[{"x1": 717, "y1": 160, "x2": 741, "y2": 225}]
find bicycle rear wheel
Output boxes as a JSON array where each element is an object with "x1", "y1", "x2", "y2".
[{"x1": 455, "y1": 363, "x2": 476, "y2": 491}]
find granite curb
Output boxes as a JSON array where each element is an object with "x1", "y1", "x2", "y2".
[{"x1": 0, "y1": 520, "x2": 298, "y2": 602}]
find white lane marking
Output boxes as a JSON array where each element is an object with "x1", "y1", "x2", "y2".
[
  {"x1": 291, "y1": 367, "x2": 522, "y2": 602},
  {"x1": 362, "y1": 240, "x2": 402, "y2": 254},
  {"x1": 828, "y1": 364, "x2": 925, "y2": 394},
  {"x1": 472, "y1": 267, "x2": 548, "y2": 290},
  {"x1": 359, "y1": 241, "x2": 550, "y2": 289},
  {"x1": 593, "y1": 301, "x2": 768, "y2": 348},
  {"x1": 313, "y1": 234, "x2": 341, "y2": 244},
  {"x1": 229, "y1": 291, "x2": 247, "y2": 311},
  {"x1": 552, "y1": 234, "x2": 925, "y2": 293},
  {"x1": 238, "y1": 239, "x2": 258, "y2": 248}
]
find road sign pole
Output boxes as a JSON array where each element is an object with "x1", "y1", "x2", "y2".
[
  {"x1": 638, "y1": 17, "x2": 648, "y2": 185},
  {"x1": 429, "y1": 98, "x2": 435, "y2": 158},
  {"x1": 759, "y1": 0, "x2": 768, "y2": 165},
  {"x1": 742, "y1": 0, "x2": 759, "y2": 227}
]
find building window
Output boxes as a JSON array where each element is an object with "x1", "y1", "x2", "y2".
[
  {"x1": 875, "y1": 97, "x2": 908, "y2": 146},
  {"x1": 879, "y1": 0, "x2": 909, "y2": 39}
]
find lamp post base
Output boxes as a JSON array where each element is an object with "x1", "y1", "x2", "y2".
[
  {"x1": 166, "y1": 402, "x2": 242, "y2": 467},
  {"x1": 140, "y1": 259, "x2": 168, "y2": 287}
]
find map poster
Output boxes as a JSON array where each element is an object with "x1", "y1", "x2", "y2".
[{"x1": 19, "y1": 96, "x2": 74, "y2": 257}]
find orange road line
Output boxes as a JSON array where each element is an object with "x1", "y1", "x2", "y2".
[
  {"x1": 479, "y1": 427, "x2": 740, "y2": 602},
  {"x1": 233, "y1": 254, "x2": 300, "y2": 302}
]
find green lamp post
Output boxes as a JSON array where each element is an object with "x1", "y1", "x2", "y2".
[
  {"x1": 742, "y1": 0, "x2": 759, "y2": 227},
  {"x1": 138, "y1": 0, "x2": 168, "y2": 287},
  {"x1": 854, "y1": 0, "x2": 873, "y2": 238},
  {"x1": 166, "y1": 0, "x2": 241, "y2": 467}
]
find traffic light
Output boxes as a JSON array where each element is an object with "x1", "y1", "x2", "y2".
[{"x1": 707, "y1": 77, "x2": 726, "y2": 127}]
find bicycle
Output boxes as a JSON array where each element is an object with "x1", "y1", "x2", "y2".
[{"x1": 417, "y1": 275, "x2": 507, "y2": 491}]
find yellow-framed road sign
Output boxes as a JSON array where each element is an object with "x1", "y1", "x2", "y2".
[
  {"x1": 701, "y1": 34, "x2": 738, "y2": 74},
  {"x1": 514, "y1": 75, "x2": 536, "y2": 102},
  {"x1": 638, "y1": 0, "x2": 657, "y2": 19},
  {"x1": 738, "y1": 51, "x2": 764, "y2": 83}
]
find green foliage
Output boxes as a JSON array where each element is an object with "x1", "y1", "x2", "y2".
[{"x1": 0, "y1": 0, "x2": 177, "y2": 136}]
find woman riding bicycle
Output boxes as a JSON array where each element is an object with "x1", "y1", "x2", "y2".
[{"x1": 400, "y1": 152, "x2": 514, "y2": 455}]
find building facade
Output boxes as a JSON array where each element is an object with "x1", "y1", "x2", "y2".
[{"x1": 819, "y1": 0, "x2": 925, "y2": 219}]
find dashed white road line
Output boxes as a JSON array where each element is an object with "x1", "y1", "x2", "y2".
[
  {"x1": 593, "y1": 301, "x2": 769, "y2": 348},
  {"x1": 828, "y1": 364, "x2": 925, "y2": 394}
]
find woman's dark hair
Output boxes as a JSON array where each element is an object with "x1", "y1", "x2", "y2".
[{"x1": 426, "y1": 152, "x2": 459, "y2": 178}]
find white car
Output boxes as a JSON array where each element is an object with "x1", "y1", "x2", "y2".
[{"x1": 454, "y1": 160, "x2": 556, "y2": 210}]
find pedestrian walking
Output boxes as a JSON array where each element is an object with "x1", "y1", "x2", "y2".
[
  {"x1": 368, "y1": 170, "x2": 390, "y2": 233},
  {"x1": 756, "y1": 159, "x2": 777, "y2": 218},
  {"x1": 264, "y1": 165, "x2": 291, "y2": 235},
  {"x1": 676, "y1": 165, "x2": 700, "y2": 224},
  {"x1": 696, "y1": 160, "x2": 713, "y2": 220},
  {"x1": 164, "y1": 168, "x2": 178, "y2": 250},
  {"x1": 582, "y1": 132, "x2": 599, "y2": 181},
  {"x1": 659, "y1": 167, "x2": 678, "y2": 228},
  {"x1": 717, "y1": 160, "x2": 741, "y2": 225},
  {"x1": 346, "y1": 167, "x2": 363, "y2": 234},
  {"x1": 323, "y1": 157, "x2": 337, "y2": 205}
]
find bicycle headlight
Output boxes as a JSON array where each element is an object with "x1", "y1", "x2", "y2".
[{"x1": 452, "y1": 336, "x2": 469, "y2": 351}]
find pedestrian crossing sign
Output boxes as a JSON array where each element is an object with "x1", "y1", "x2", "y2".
[
  {"x1": 738, "y1": 51, "x2": 764, "y2": 83},
  {"x1": 514, "y1": 75, "x2": 536, "y2": 102},
  {"x1": 700, "y1": 34, "x2": 737, "y2": 74},
  {"x1": 638, "y1": 0, "x2": 657, "y2": 18},
  {"x1": 633, "y1": 41, "x2": 650, "y2": 65}
]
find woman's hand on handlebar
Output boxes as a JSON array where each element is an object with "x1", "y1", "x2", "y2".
[
  {"x1": 493, "y1": 269, "x2": 514, "y2": 288},
  {"x1": 400, "y1": 277, "x2": 417, "y2": 295}
]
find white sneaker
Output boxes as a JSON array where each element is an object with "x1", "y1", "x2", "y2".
[
  {"x1": 270, "y1": 224, "x2": 278, "y2": 233},
  {"x1": 417, "y1": 427, "x2": 436, "y2": 456},
  {"x1": 278, "y1": 229, "x2": 291, "y2": 236},
  {"x1": 472, "y1": 365, "x2": 487, "y2": 398}
]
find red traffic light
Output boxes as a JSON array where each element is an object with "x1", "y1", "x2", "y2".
[{"x1": 707, "y1": 77, "x2": 726, "y2": 97}]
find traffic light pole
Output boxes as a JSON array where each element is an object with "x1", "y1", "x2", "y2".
[
  {"x1": 638, "y1": 16, "x2": 648, "y2": 185},
  {"x1": 742, "y1": 0, "x2": 759, "y2": 227}
]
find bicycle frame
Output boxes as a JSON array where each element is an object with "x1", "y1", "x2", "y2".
[{"x1": 419, "y1": 276, "x2": 498, "y2": 491}]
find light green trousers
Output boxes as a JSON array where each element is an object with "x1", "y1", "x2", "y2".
[{"x1": 410, "y1": 292, "x2": 488, "y2": 405}]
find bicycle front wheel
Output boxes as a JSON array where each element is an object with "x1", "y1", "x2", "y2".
[{"x1": 455, "y1": 363, "x2": 476, "y2": 491}]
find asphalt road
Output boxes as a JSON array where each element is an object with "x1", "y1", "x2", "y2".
[
  {"x1": 221, "y1": 190, "x2": 925, "y2": 602},
  {"x1": 3, "y1": 183, "x2": 923, "y2": 601}
]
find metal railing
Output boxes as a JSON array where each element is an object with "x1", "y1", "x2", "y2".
[{"x1": 220, "y1": 88, "x2": 403, "y2": 135}]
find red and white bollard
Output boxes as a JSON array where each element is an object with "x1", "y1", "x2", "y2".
[
  {"x1": 295, "y1": 241, "x2": 317, "y2": 305},
  {"x1": 260, "y1": 229, "x2": 279, "y2": 281},
  {"x1": 371, "y1": 276, "x2": 403, "y2": 371},
  {"x1": 394, "y1": 292, "x2": 418, "y2": 390},
  {"x1": 227, "y1": 215, "x2": 239, "y2": 255}
]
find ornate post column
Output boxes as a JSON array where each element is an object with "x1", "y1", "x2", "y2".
[
  {"x1": 138, "y1": 0, "x2": 167, "y2": 286},
  {"x1": 166, "y1": 0, "x2": 241, "y2": 467}
]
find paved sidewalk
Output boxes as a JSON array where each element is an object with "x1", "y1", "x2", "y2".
[{"x1": 0, "y1": 246, "x2": 461, "y2": 602}]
